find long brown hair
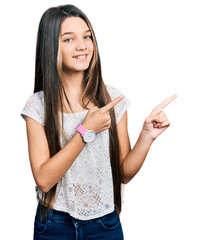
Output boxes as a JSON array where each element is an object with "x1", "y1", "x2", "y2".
[{"x1": 34, "y1": 4, "x2": 124, "y2": 221}]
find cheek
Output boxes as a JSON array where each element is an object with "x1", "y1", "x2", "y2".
[
  {"x1": 88, "y1": 41, "x2": 94, "y2": 56},
  {"x1": 62, "y1": 47, "x2": 73, "y2": 63}
]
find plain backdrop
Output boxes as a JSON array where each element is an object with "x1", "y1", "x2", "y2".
[{"x1": 1, "y1": 0, "x2": 196, "y2": 239}]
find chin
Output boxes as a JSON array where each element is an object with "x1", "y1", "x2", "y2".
[
  {"x1": 73, "y1": 64, "x2": 90, "y2": 72},
  {"x1": 62, "y1": 63, "x2": 90, "y2": 73}
]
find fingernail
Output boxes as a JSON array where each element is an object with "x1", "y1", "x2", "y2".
[{"x1": 120, "y1": 94, "x2": 125, "y2": 98}]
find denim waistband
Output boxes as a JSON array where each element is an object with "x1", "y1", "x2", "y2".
[{"x1": 36, "y1": 200, "x2": 116, "y2": 227}]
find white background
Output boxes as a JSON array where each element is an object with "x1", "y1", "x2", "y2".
[{"x1": 1, "y1": 0, "x2": 196, "y2": 239}]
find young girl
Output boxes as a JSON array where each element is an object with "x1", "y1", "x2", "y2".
[{"x1": 20, "y1": 4, "x2": 176, "y2": 240}]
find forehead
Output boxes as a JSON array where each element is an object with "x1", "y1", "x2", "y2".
[{"x1": 60, "y1": 17, "x2": 89, "y2": 34}]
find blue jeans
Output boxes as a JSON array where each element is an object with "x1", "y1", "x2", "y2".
[{"x1": 34, "y1": 200, "x2": 124, "y2": 240}]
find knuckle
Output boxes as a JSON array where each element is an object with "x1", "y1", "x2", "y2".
[
  {"x1": 99, "y1": 108, "x2": 104, "y2": 113},
  {"x1": 105, "y1": 113, "x2": 110, "y2": 120},
  {"x1": 107, "y1": 123, "x2": 111, "y2": 128},
  {"x1": 164, "y1": 116, "x2": 168, "y2": 121},
  {"x1": 160, "y1": 111, "x2": 166, "y2": 115},
  {"x1": 161, "y1": 120, "x2": 170, "y2": 126},
  {"x1": 145, "y1": 116, "x2": 151, "y2": 123}
]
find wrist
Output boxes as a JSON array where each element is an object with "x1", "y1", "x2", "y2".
[
  {"x1": 76, "y1": 124, "x2": 96, "y2": 143},
  {"x1": 139, "y1": 131, "x2": 154, "y2": 146},
  {"x1": 82, "y1": 122, "x2": 96, "y2": 134},
  {"x1": 81, "y1": 122, "x2": 89, "y2": 130}
]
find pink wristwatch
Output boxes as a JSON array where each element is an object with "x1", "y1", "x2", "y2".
[{"x1": 76, "y1": 124, "x2": 96, "y2": 143}]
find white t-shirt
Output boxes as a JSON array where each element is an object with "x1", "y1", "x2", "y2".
[{"x1": 21, "y1": 85, "x2": 131, "y2": 220}]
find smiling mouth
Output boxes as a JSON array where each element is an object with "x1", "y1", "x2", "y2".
[{"x1": 73, "y1": 54, "x2": 88, "y2": 60}]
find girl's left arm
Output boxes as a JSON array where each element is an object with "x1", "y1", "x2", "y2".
[{"x1": 117, "y1": 95, "x2": 177, "y2": 184}]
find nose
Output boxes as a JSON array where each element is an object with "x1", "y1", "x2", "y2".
[{"x1": 75, "y1": 37, "x2": 87, "y2": 51}]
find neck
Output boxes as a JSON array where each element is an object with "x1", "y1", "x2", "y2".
[{"x1": 61, "y1": 71, "x2": 85, "y2": 97}]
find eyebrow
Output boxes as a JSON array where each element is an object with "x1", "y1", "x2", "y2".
[{"x1": 61, "y1": 29, "x2": 91, "y2": 37}]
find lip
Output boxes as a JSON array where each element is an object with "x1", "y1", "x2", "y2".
[{"x1": 73, "y1": 54, "x2": 88, "y2": 61}]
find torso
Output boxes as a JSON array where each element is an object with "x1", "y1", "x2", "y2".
[
  {"x1": 59, "y1": 97, "x2": 97, "y2": 113},
  {"x1": 42, "y1": 95, "x2": 97, "y2": 209},
  {"x1": 41, "y1": 96, "x2": 95, "y2": 209}
]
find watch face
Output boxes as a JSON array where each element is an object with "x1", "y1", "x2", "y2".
[{"x1": 83, "y1": 130, "x2": 96, "y2": 143}]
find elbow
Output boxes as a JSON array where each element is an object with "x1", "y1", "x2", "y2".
[
  {"x1": 122, "y1": 177, "x2": 130, "y2": 185},
  {"x1": 35, "y1": 175, "x2": 52, "y2": 193},
  {"x1": 39, "y1": 185, "x2": 50, "y2": 193},
  {"x1": 122, "y1": 175, "x2": 134, "y2": 184},
  {"x1": 123, "y1": 180, "x2": 129, "y2": 185},
  {"x1": 36, "y1": 181, "x2": 50, "y2": 193},
  {"x1": 121, "y1": 166, "x2": 132, "y2": 184},
  {"x1": 34, "y1": 164, "x2": 53, "y2": 193}
]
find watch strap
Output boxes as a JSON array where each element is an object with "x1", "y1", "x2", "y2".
[{"x1": 76, "y1": 124, "x2": 88, "y2": 135}]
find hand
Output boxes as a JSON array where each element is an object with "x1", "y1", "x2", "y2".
[
  {"x1": 139, "y1": 94, "x2": 177, "y2": 145},
  {"x1": 82, "y1": 94, "x2": 125, "y2": 134}
]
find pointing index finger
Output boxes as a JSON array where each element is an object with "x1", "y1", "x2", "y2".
[
  {"x1": 151, "y1": 94, "x2": 177, "y2": 115},
  {"x1": 101, "y1": 95, "x2": 125, "y2": 112}
]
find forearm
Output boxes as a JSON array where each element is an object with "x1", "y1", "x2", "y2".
[
  {"x1": 38, "y1": 131, "x2": 86, "y2": 192},
  {"x1": 121, "y1": 132, "x2": 153, "y2": 184}
]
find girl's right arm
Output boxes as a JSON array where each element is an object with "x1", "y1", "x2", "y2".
[
  {"x1": 26, "y1": 117, "x2": 86, "y2": 193},
  {"x1": 25, "y1": 95, "x2": 124, "y2": 193}
]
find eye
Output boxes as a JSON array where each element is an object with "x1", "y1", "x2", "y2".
[
  {"x1": 64, "y1": 38, "x2": 72, "y2": 42},
  {"x1": 84, "y1": 35, "x2": 92, "y2": 39}
]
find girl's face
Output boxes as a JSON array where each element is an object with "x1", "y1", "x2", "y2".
[{"x1": 59, "y1": 17, "x2": 94, "y2": 73}]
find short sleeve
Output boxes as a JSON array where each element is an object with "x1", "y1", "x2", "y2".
[
  {"x1": 20, "y1": 91, "x2": 45, "y2": 126},
  {"x1": 106, "y1": 85, "x2": 131, "y2": 123}
]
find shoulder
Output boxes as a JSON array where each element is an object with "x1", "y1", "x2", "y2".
[
  {"x1": 27, "y1": 91, "x2": 44, "y2": 105},
  {"x1": 105, "y1": 84, "x2": 123, "y2": 99},
  {"x1": 20, "y1": 90, "x2": 45, "y2": 126},
  {"x1": 23, "y1": 91, "x2": 44, "y2": 111},
  {"x1": 105, "y1": 84, "x2": 131, "y2": 124}
]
